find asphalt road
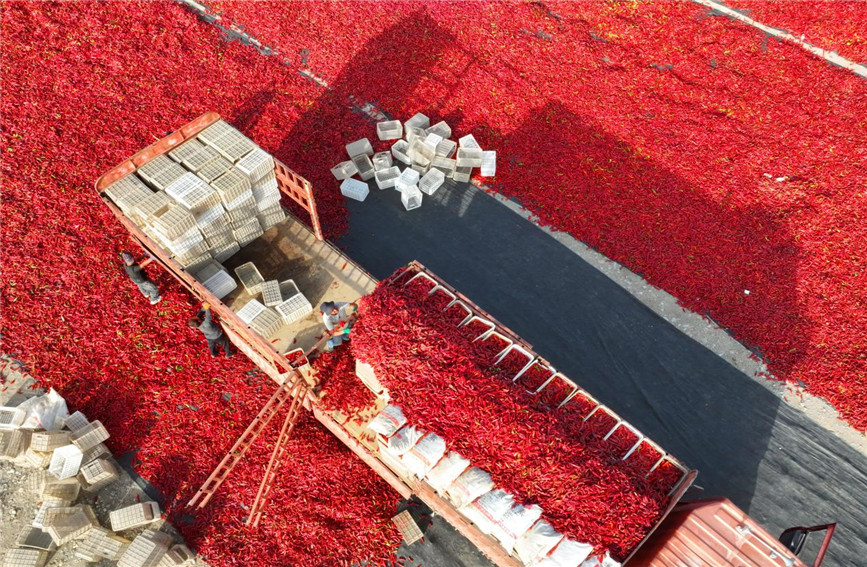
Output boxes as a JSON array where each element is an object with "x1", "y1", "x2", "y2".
[{"x1": 338, "y1": 178, "x2": 867, "y2": 567}]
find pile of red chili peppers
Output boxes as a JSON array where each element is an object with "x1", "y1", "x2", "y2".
[{"x1": 350, "y1": 271, "x2": 682, "y2": 560}]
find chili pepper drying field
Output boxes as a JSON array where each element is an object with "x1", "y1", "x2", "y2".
[
  {"x1": 0, "y1": 0, "x2": 865, "y2": 564},
  {"x1": 726, "y1": 0, "x2": 867, "y2": 63},
  {"x1": 201, "y1": 0, "x2": 867, "y2": 431}
]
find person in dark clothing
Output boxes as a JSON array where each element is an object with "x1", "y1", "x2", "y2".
[
  {"x1": 187, "y1": 303, "x2": 234, "y2": 358},
  {"x1": 121, "y1": 251, "x2": 162, "y2": 305}
]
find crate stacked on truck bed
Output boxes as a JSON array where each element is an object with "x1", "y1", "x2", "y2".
[
  {"x1": 316, "y1": 264, "x2": 693, "y2": 566},
  {"x1": 103, "y1": 120, "x2": 286, "y2": 298}
]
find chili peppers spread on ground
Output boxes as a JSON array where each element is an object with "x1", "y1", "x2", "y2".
[
  {"x1": 202, "y1": 0, "x2": 867, "y2": 432},
  {"x1": 350, "y1": 270, "x2": 682, "y2": 560}
]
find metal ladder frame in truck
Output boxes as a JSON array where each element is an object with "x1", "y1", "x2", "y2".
[{"x1": 94, "y1": 112, "x2": 835, "y2": 567}]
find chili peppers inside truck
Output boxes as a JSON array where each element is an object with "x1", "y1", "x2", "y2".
[{"x1": 95, "y1": 113, "x2": 834, "y2": 567}]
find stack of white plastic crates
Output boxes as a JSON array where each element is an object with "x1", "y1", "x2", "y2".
[
  {"x1": 332, "y1": 112, "x2": 497, "y2": 212},
  {"x1": 103, "y1": 119, "x2": 288, "y2": 300}
]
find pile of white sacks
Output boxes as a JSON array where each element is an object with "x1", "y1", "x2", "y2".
[
  {"x1": 333, "y1": 113, "x2": 496, "y2": 211},
  {"x1": 367, "y1": 402, "x2": 621, "y2": 567}
]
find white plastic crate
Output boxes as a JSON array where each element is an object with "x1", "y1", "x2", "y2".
[
  {"x1": 0, "y1": 406, "x2": 25, "y2": 430},
  {"x1": 374, "y1": 167, "x2": 400, "y2": 190},
  {"x1": 211, "y1": 168, "x2": 252, "y2": 204},
  {"x1": 261, "y1": 280, "x2": 282, "y2": 306},
  {"x1": 105, "y1": 175, "x2": 152, "y2": 214},
  {"x1": 424, "y1": 132, "x2": 444, "y2": 149},
  {"x1": 391, "y1": 139, "x2": 411, "y2": 165},
  {"x1": 177, "y1": 251, "x2": 213, "y2": 274},
  {"x1": 340, "y1": 178, "x2": 370, "y2": 202},
  {"x1": 204, "y1": 126, "x2": 256, "y2": 163},
  {"x1": 211, "y1": 241, "x2": 240, "y2": 263},
  {"x1": 229, "y1": 210, "x2": 257, "y2": 231},
  {"x1": 76, "y1": 527, "x2": 129, "y2": 562},
  {"x1": 411, "y1": 162, "x2": 430, "y2": 175},
  {"x1": 351, "y1": 153, "x2": 375, "y2": 181},
  {"x1": 196, "y1": 155, "x2": 232, "y2": 183},
  {"x1": 181, "y1": 141, "x2": 219, "y2": 173},
  {"x1": 401, "y1": 186, "x2": 423, "y2": 211},
  {"x1": 196, "y1": 120, "x2": 236, "y2": 146},
  {"x1": 427, "y1": 120, "x2": 452, "y2": 139},
  {"x1": 2, "y1": 549, "x2": 48, "y2": 567},
  {"x1": 165, "y1": 227, "x2": 206, "y2": 257},
  {"x1": 71, "y1": 421, "x2": 110, "y2": 451},
  {"x1": 252, "y1": 171, "x2": 278, "y2": 195},
  {"x1": 16, "y1": 526, "x2": 56, "y2": 552},
  {"x1": 168, "y1": 139, "x2": 203, "y2": 165},
  {"x1": 194, "y1": 203, "x2": 226, "y2": 228},
  {"x1": 278, "y1": 280, "x2": 299, "y2": 299},
  {"x1": 250, "y1": 307, "x2": 283, "y2": 338},
  {"x1": 117, "y1": 530, "x2": 171, "y2": 567},
  {"x1": 30, "y1": 431, "x2": 70, "y2": 452},
  {"x1": 430, "y1": 156, "x2": 456, "y2": 177},
  {"x1": 345, "y1": 138, "x2": 374, "y2": 158},
  {"x1": 252, "y1": 183, "x2": 281, "y2": 209},
  {"x1": 453, "y1": 166, "x2": 473, "y2": 183},
  {"x1": 330, "y1": 160, "x2": 358, "y2": 180},
  {"x1": 408, "y1": 138, "x2": 435, "y2": 165},
  {"x1": 203, "y1": 270, "x2": 237, "y2": 300},
  {"x1": 234, "y1": 262, "x2": 264, "y2": 294},
  {"x1": 372, "y1": 151, "x2": 393, "y2": 171},
  {"x1": 133, "y1": 191, "x2": 173, "y2": 221},
  {"x1": 396, "y1": 168, "x2": 420, "y2": 192},
  {"x1": 43, "y1": 505, "x2": 99, "y2": 545},
  {"x1": 436, "y1": 138, "x2": 457, "y2": 158},
  {"x1": 456, "y1": 147, "x2": 483, "y2": 168},
  {"x1": 110, "y1": 502, "x2": 161, "y2": 531},
  {"x1": 62, "y1": 411, "x2": 89, "y2": 432},
  {"x1": 42, "y1": 479, "x2": 80, "y2": 502},
  {"x1": 153, "y1": 205, "x2": 197, "y2": 240},
  {"x1": 80, "y1": 442, "x2": 110, "y2": 465},
  {"x1": 159, "y1": 545, "x2": 194, "y2": 567},
  {"x1": 234, "y1": 218, "x2": 264, "y2": 247},
  {"x1": 257, "y1": 209, "x2": 285, "y2": 231},
  {"x1": 166, "y1": 173, "x2": 219, "y2": 214},
  {"x1": 419, "y1": 169, "x2": 445, "y2": 195},
  {"x1": 405, "y1": 113, "x2": 430, "y2": 131},
  {"x1": 81, "y1": 459, "x2": 117, "y2": 485},
  {"x1": 405, "y1": 126, "x2": 427, "y2": 145},
  {"x1": 377, "y1": 120, "x2": 403, "y2": 141},
  {"x1": 205, "y1": 229, "x2": 234, "y2": 249},
  {"x1": 481, "y1": 150, "x2": 497, "y2": 176},
  {"x1": 275, "y1": 293, "x2": 313, "y2": 325},
  {"x1": 48, "y1": 445, "x2": 83, "y2": 480},
  {"x1": 237, "y1": 299, "x2": 267, "y2": 324},
  {"x1": 224, "y1": 190, "x2": 255, "y2": 212},
  {"x1": 138, "y1": 156, "x2": 187, "y2": 191},
  {"x1": 32, "y1": 502, "x2": 66, "y2": 529},
  {"x1": 458, "y1": 133, "x2": 481, "y2": 149},
  {"x1": 235, "y1": 147, "x2": 274, "y2": 182}
]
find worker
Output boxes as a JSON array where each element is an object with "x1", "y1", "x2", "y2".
[
  {"x1": 121, "y1": 251, "x2": 162, "y2": 305},
  {"x1": 187, "y1": 303, "x2": 234, "y2": 358},
  {"x1": 320, "y1": 301, "x2": 358, "y2": 352}
]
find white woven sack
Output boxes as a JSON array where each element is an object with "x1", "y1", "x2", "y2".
[
  {"x1": 401, "y1": 432, "x2": 446, "y2": 478},
  {"x1": 534, "y1": 538, "x2": 594, "y2": 567},
  {"x1": 446, "y1": 466, "x2": 494, "y2": 508},
  {"x1": 385, "y1": 425, "x2": 423, "y2": 456},
  {"x1": 368, "y1": 404, "x2": 407, "y2": 437},
  {"x1": 459, "y1": 489, "x2": 515, "y2": 535},
  {"x1": 490, "y1": 502, "x2": 543, "y2": 552},
  {"x1": 514, "y1": 519, "x2": 563, "y2": 564},
  {"x1": 425, "y1": 451, "x2": 470, "y2": 493}
]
